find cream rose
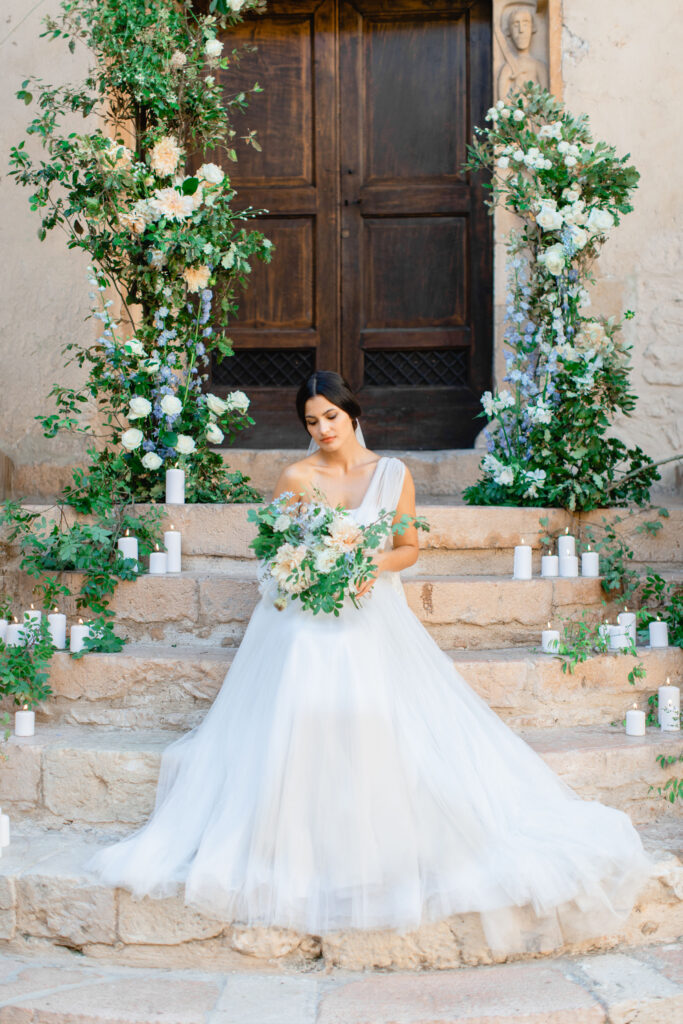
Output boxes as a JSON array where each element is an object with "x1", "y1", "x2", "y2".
[
  {"x1": 225, "y1": 390, "x2": 250, "y2": 413},
  {"x1": 128, "y1": 396, "x2": 152, "y2": 419},
  {"x1": 142, "y1": 358, "x2": 161, "y2": 374},
  {"x1": 314, "y1": 547, "x2": 340, "y2": 573},
  {"x1": 324, "y1": 517, "x2": 363, "y2": 554},
  {"x1": 272, "y1": 543, "x2": 308, "y2": 589},
  {"x1": 535, "y1": 206, "x2": 563, "y2": 231},
  {"x1": 124, "y1": 339, "x2": 145, "y2": 357},
  {"x1": 569, "y1": 225, "x2": 589, "y2": 249},
  {"x1": 198, "y1": 162, "x2": 225, "y2": 185},
  {"x1": 160, "y1": 394, "x2": 183, "y2": 417},
  {"x1": 150, "y1": 136, "x2": 182, "y2": 177},
  {"x1": 206, "y1": 422, "x2": 225, "y2": 444},
  {"x1": 149, "y1": 188, "x2": 194, "y2": 221},
  {"x1": 175, "y1": 434, "x2": 196, "y2": 455},
  {"x1": 274, "y1": 514, "x2": 292, "y2": 533},
  {"x1": 206, "y1": 393, "x2": 228, "y2": 416},
  {"x1": 586, "y1": 207, "x2": 614, "y2": 233},
  {"x1": 183, "y1": 265, "x2": 211, "y2": 293},
  {"x1": 204, "y1": 38, "x2": 223, "y2": 59},
  {"x1": 121, "y1": 428, "x2": 144, "y2": 451},
  {"x1": 538, "y1": 243, "x2": 565, "y2": 276},
  {"x1": 141, "y1": 451, "x2": 163, "y2": 471}
]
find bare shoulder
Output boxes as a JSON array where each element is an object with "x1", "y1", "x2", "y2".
[{"x1": 271, "y1": 455, "x2": 316, "y2": 503}]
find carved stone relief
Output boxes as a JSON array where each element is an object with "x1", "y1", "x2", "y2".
[{"x1": 492, "y1": 0, "x2": 560, "y2": 103}]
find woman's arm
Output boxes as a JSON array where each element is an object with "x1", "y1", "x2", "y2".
[{"x1": 355, "y1": 466, "x2": 419, "y2": 595}]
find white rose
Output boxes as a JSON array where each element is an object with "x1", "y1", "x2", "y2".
[
  {"x1": 501, "y1": 108, "x2": 511, "y2": 120},
  {"x1": 535, "y1": 206, "x2": 563, "y2": 231},
  {"x1": 175, "y1": 434, "x2": 196, "y2": 455},
  {"x1": 512, "y1": 149, "x2": 524, "y2": 162},
  {"x1": 568, "y1": 143, "x2": 580, "y2": 157},
  {"x1": 141, "y1": 451, "x2": 163, "y2": 471},
  {"x1": 314, "y1": 547, "x2": 339, "y2": 573},
  {"x1": 512, "y1": 109, "x2": 524, "y2": 122},
  {"x1": 562, "y1": 186, "x2": 581, "y2": 202},
  {"x1": 274, "y1": 514, "x2": 292, "y2": 533},
  {"x1": 197, "y1": 162, "x2": 225, "y2": 185},
  {"x1": 206, "y1": 393, "x2": 228, "y2": 416},
  {"x1": 496, "y1": 466, "x2": 515, "y2": 486},
  {"x1": 538, "y1": 243, "x2": 565, "y2": 276},
  {"x1": 121, "y1": 428, "x2": 144, "y2": 451},
  {"x1": 160, "y1": 394, "x2": 183, "y2": 416},
  {"x1": 564, "y1": 155, "x2": 577, "y2": 168},
  {"x1": 542, "y1": 159, "x2": 553, "y2": 170},
  {"x1": 128, "y1": 396, "x2": 152, "y2": 419},
  {"x1": 228, "y1": 0, "x2": 245, "y2": 10},
  {"x1": 485, "y1": 107, "x2": 499, "y2": 121},
  {"x1": 557, "y1": 140, "x2": 570, "y2": 154},
  {"x1": 142, "y1": 358, "x2": 161, "y2": 374},
  {"x1": 124, "y1": 339, "x2": 145, "y2": 357},
  {"x1": 586, "y1": 207, "x2": 614, "y2": 233},
  {"x1": 225, "y1": 390, "x2": 250, "y2": 413},
  {"x1": 569, "y1": 225, "x2": 589, "y2": 249},
  {"x1": 204, "y1": 38, "x2": 224, "y2": 59},
  {"x1": 496, "y1": 156, "x2": 510, "y2": 169},
  {"x1": 206, "y1": 422, "x2": 224, "y2": 444}
]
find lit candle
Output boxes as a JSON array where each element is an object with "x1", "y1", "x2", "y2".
[
  {"x1": 541, "y1": 621, "x2": 560, "y2": 653},
  {"x1": 617, "y1": 607, "x2": 637, "y2": 645},
  {"x1": 541, "y1": 551, "x2": 559, "y2": 578},
  {"x1": 557, "y1": 527, "x2": 576, "y2": 559},
  {"x1": 598, "y1": 620, "x2": 611, "y2": 643},
  {"x1": 0, "y1": 809, "x2": 9, "y2": 847},
  {"x1": 149, "y1": 544, "x2": 168, "y2": 575},
  {"x1": 513, "y1": 538, "x2": 532, "y2": 580},
  {"x1": 581, "y1": 547, "x2": 600, "y2": 577},
  {"x1": 609, "y1": 625, "x2": 630, "y2": 651},
  {"x1": 658, "y1": 677, "x2": 680, "y2": 732},
  {"x1": 14, "y1": 705, "x2": 35, "y2": 737},
  {"x1": 24, "y1": 604, "x2": 42, "y2": 625},
  {"x1": 164, "y1": 524, "x2": 182, "y2": 573},
  {"x1": 649, "y1": 619, "x2": 669, "y2": 648},
  {"x1": 5, "y1": 619, "x2": 22, "y2": 646},
  {"x1": 47, "y1": 607, "x2": 67, "y2": 649},
  {"x1": 70, "y1": 618, "x2": 91, "y2": 654},
  {"x1": 625, "y1": 703, "x2": 646, "y2": 736},
  {"x1": 117, "y1": 529, "x2": 139, "y2": 572},
  {"x1": 165, "y1": 467, "x2": 185, "y2": 504},
  {"x1": 0, "y1": 618, "x2": 8, "y2": 642},
  {"x1": 558, "y1": 554, "x2": 579, "y2": 578}
]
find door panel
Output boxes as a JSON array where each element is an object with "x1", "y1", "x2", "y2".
[{"x1": 212, "y1": 0, "x2": 492, "y2": 449}]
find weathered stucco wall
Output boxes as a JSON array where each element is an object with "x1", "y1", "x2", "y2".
[{"x1": 0, "y1": 0, "x2": 680, "y2": 491}]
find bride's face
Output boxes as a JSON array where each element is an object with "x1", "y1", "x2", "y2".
[{"x1": 304, "y1": 395, "x2": 354, "y2": 451}]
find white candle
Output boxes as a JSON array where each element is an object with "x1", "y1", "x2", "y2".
[
  {"x1": 149, "y1": 547, "x2": 168, "y2": 575},
  {"x1": 24, "y1": 605, "x2": 42, "y2": 625},
  {"x1": 5, "y1": 621, "x2": 23, "y2": 646},
  {"x1": 581, "y1": 549, "x2": 600, "y2": 577},
  {"x1": 165, "y1": 467, "x2": 185, "y2": 504},
  {"x1": 658, "y1": 678, "x2": 680, "y2": 732},
  {"x1": 617, "y1": 609, "x2": 637, "y2": 645},
  {"x1": 0, "y1": 811, "x2": 9, "y2": 847},
  {"x1": 47, "y1": 609, "x2": 67, "y2": 649},
  {"x1": 558, "y1": 529, "x2": 576, "y2": 559},
  {"x1": 625, "y1": 704, "x2": 646, "y2": 736},
  {"x1": 117, "y1": 531, "x2": 139, "y2": 572},
  {"x1": 513, "y1": 538, "x2": 532, "y2": 580},
  {"x1": 14, "y1": 707, "x2": 35, "y2": 737},
  {"x1": 541, "y1": 622, "x2": 560, "y2": 653},
  {"x1": 164, "y1": 525, "x2": 182, "y2": 573},
  {"x1": 649, "y1": 619, "x2": 669, "y2": 648},
  {"x1": 70, "y1": 620, "x2": 91, "y2": 654},
  {"x1": 558, "y1": 555, "x2": 579, "y2": 578},
  {"x1": 609, "y1": 626, "x2": 630, "y2": 651},
  {"x1": 598, "y1": 621, "x2": 612, "y2": 643},
  {"x1": 541, "y1": 554, "x2": 559, "y2": 578},
  {"x1": 0, "y1": 619, "x2": 8, "y2": 642}
]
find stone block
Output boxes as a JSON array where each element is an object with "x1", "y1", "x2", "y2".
[
  {"x1": 0, "y1": 875, "x2": 16, "y2": 940},
  {"x1": 117, "y1": 890, "x2": 228, "y2": 945},
  {"x1": 215, "y1": 972, "x2": 323, "y2": 1024},
  {"x1": 110, "y1": 575, "x2": 200, "y2": 624},
  {"x1": 15, "y1": 875, "x2": 116, "y2": 946},
  {"x1": 0, "y1": 740, "x2": 42, "y2": 813},
  {"x1": 198, "y1": 576, "x2": 260, "y2": 624}
]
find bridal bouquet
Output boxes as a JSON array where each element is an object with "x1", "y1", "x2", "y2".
[{"x1": 247, "y1": 491, "x2": 429, "y2": 615}]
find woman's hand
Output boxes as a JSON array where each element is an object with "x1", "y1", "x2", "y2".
[{"x1": 354, "y1": 551, "x2": 386, "y2": 599}]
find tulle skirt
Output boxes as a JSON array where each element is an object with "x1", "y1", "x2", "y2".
[{"x1": 86, "y1": 573, "x2": 654, "y2": 952}]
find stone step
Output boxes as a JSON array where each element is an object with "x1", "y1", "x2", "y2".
[
  {"x1": 28, "y1": 644, "x2": 683, "y2": 732},
  {"x1": 1, "y1": 723, "x2": 681, "y2": 831},
  {"x1": 7, "y1": 501, "x2": 682, "y2": 570},
  {"x1": 0, "y1": 947, "x2": 682, "y2": 1024},
  {"x1": 0, "y1": 820, "x2": 680, "y2": 976},
  {"x1": 0, "y1": 571, "x2": 621, "y2": 649}
]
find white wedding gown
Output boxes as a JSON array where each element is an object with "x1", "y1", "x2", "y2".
[{"x1": 86, "y1": 455, "x2": 654, "y2": 952}]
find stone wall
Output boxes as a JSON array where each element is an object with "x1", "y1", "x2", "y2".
[{"x1": 0, "y1": 0, "x2": 680, "y2": 491}]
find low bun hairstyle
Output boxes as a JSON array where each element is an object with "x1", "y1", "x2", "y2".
[{"x1": 295, "y1": 371, "x2": 362, "y2": 434}]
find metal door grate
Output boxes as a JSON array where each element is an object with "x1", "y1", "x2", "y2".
[
  {"x1": 212, "y1": 349, "x2": 316, "y2": 388},
  {"x1": 363, "y1": 349, "x2": 468, "y2": 387}
]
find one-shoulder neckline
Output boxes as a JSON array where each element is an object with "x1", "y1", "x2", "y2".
[{"x1": 319, "y1": 455, "x2": 386, "y2": 513}]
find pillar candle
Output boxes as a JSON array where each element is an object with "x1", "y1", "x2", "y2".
[
  {"x1": 117, "y1": 532, "x2": 139, "y2": 572},
  {"x1": 165, "y1": 468, "x2": 185, "y2": 504},
  {"x1": 47, "y1": 610, "x2": 67, "y2": 649},
  {"x1": 541, "y1": 623, "x2": 560, "y2": 653},
  {"x1": 149, "y1": 549, "x2": 168, "y2": 575},
  {"x1": 0, "y1": 619, "x2": 8, "y2": 642},
  {"x1": 5, "y1": 622, "x2": 23, "y2": 646},
  {"x1": 24, "y1": 605, "x2": 42, "y2": 625},
  {"x1": 70, "y1": 621, "x2": 91, "y2": 654},
  {"x1": 598, "y1": 621, "x2": 612, "y2": 643},
  {"x1": 164, "y1": 526, "x2": 182, "y2": 573},
  {"x1": 617, "y1": 610, "x2": 637, "y2": 645},
  {"x1": 513, "y1": 539, "x2": 532, "y2": 580},
  {"x1": 609, "y1": 626, "x2": 630, "y2": 651},
  {"x1": 581, "y1": 549, "x2": 600, "y2": 577},
  {"x1": 558, "y1": 555, "x2": 579, "y2": 578},
  {"x1": 649, "y1": 620, "x2": 669, "y2": 648},
  {"x1": 625, "y1": 704, "x2": 646, "y2": 736},
  {"x1": 14, "y1": 707, "x2": 35, "y2": 737},
  {"x1": 0, "y1": 811, "x2": 9, "y2": 847},
  {"x1": 557, "y1": 530, "x2": 576, "y2": 559},
  {"x1": 658, "y1": 679, "x2": 680, "y2": 732},
  {"x1": 541, "y1": 554, "x2": 559, "y2": 578}
]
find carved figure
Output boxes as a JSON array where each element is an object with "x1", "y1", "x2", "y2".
[{"x1": 496, "y1": 3, "x2": 548, "y2": 100}]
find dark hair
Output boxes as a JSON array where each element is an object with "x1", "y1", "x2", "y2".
[{"x1": 295, "y1": 371, "x2": 362, "y2": 434}]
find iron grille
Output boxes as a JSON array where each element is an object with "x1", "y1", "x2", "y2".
[
  {"x1": 211, "y1": 349, "x2": 315, "y2": 388},
  {"x1": 363, "y1": 349, "x2": 469, "y2": 388}
]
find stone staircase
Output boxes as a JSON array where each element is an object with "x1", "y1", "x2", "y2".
[{"x1": 0, "y1": 500, "x2": 682, "y2": 990}]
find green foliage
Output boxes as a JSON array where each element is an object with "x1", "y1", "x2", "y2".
[
  {"x1": 462, "y1": 83, "x2": 660, "y2": 510},
  {"x1": 650, "y1": 751, "x2": 683, "y2": 804},
  {"x1": 0, "y1": 618, "x2": 55, "y2": 707}
]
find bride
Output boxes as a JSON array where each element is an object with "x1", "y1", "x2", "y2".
[{"x1": 86, "y1": 370, "x2": 654, "y2": 952}]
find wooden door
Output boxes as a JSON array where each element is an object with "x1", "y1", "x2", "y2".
[{"x1": 213, "y1": 0, "x2": 492, "y2": 449}]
